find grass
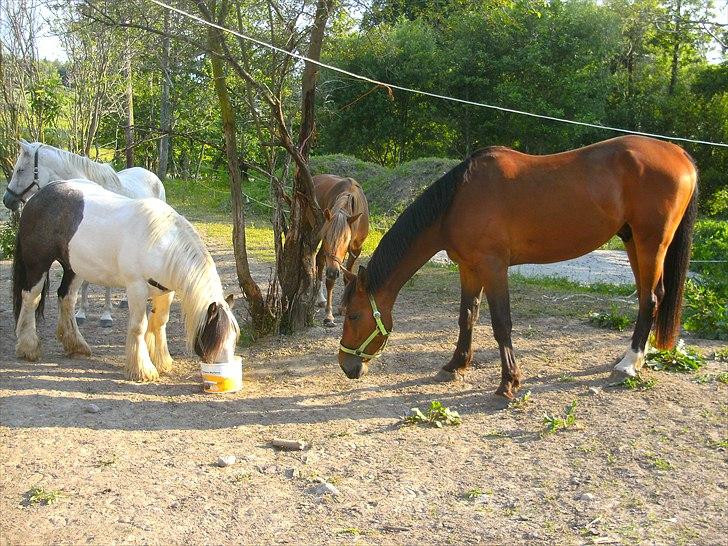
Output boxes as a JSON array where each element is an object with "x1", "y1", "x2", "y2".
[
  {"x1": 508, "y1": 390, "x2": 532, "y2": 410},
  {"x1": 646, "y1": 453, "x2": 673, "y2": 471},
  {"x1": 542, "y1": 400, "x2": 578, "y2": 434},
  {"x1": 646, "y1": 339, "x2": 705, "y2": 373},
  {"x1": 403, "y1": 401, "x2": 462, "y2": 428},
  {"x1": 588, "y1": 305, "x2": 633, "y2": 331},
  {"x1": 26, "y1": 486, "x2": 62, "y2": 506},
  {"x1": 508, "y1": 272, "x2": 634, "y2": 297},
  {"x1": 462, "y1": 487, "x2": 485, "y2": 500},
  {"x1": 622, "y1": 376, "x2": 657, "y2": 391}
]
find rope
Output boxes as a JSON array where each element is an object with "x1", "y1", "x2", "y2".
[{"x1": 148, "y1": 0, "x2": 728, "y2": 148}]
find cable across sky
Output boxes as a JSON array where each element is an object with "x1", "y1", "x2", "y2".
[{"x1": 148, "y1": 0, "x2": 728, "y2": 148}]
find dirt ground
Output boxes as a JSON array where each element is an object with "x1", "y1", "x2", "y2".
[{"x1": 1, "y1": 245, "x2": 726, "y2": 546}]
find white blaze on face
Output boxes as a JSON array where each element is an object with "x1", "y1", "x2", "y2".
[{"x1": 614, "y1": 348, "x2": 645, "y2": 377}]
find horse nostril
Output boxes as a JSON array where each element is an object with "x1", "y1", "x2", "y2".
[{"x1": 326, "y1": 268, "x2": 339, "y2": 280}]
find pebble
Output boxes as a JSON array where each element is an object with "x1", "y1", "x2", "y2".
[
  {"x1": 84, "y1": 403, "x2": 101, "y2": 413},
  {"x1": 588, "y1": 386, "x2": 603, "y2": 395},
  {"x1": 283, "y1": 468, "x2": 299, "y2": 479},
  {"x1": 579, "y1": 492, "x2": 596, "y2": 502},
  {"x1": 312, "y1": 482, "x2": 340, "y2": 496},
  {"x1": 570, "y1": 477, "x2": 581, "y2": 485},
  {"x1": 217, "y1": 455, "x2": 236, "y2": 467}
]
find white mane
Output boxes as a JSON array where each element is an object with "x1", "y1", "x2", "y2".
[
  {"x1": 43, "y1": 146, "x2": 127, "y2": 195},
  {"x1": 143, "y1": 203, "x2": 232, "y2": 351}
]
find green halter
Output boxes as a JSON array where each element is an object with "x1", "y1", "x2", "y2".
[{"x1": 339, "y1": 293, "x2": 390, "y2": 360}]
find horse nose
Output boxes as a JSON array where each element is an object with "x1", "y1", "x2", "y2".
[
  {"x1": 338, "y1": 353, "x2": 368, "y2": 379},
  {"x1": 2, "y1": 191, "x2": 19, "y2": 211},
  {"x1": 326, "y1": 267, "x2": 339, "y2": 280}
]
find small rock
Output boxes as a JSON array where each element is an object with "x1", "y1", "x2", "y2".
[
  {"x1": 217, "y1": 455, "x2": 236, "y2": 467},
  {"x1": 84, "y1": 403, "x2": 101, "y2": 413},
  {"x1": 570, "y1": 477, "x2": 581, "y2": 485},
  {"x1": 170, "y1": 501, "x2": 180, "y2": 509},
  {"x1": 588, "y1": 386, "x2": 602, "y2": 396},
  {"x1": 579, "y1": 492, "x2": 596, "y2": 502},
  {"x1": 283, "y1": 468, "x2": 299, "y2": 479},
  {"x1": 311, "y1": 482, "x2": 340, "y2": 496}
]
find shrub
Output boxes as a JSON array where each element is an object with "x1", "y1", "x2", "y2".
[
  {"x1": 0, "y1": 219, "x2": 18, "y2": 259},
  {"x1": 683, "y1": 281, "x2": 728, "y2": 341},
  {"x1": 646, "y1": 339, "x2": 705, "y2": 373},
  {"x1": 403, "y1": 401, "x2": 462, "y2": 428}
]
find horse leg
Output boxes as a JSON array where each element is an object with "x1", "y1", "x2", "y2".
[
  {"x1": 124, "y1": 283, "x2": 158, "y2": 382},
  {"x1": 434, "y1": 265, "x2": 482, "y2": 382},
  {"x1": 145, "y1": 292, "x2": 175, "y2": 373},
  {"x1": 323, "y1": 277, "x2": 336, "y2": 327},
  {"x1": 613, "y1": 239, "x2": 668, "y2": 378},
  {"x1": 480, "y1": 261, "x2": 521, "y2": 399},
  {"x1": 15, "y1": 274, "x2": 47, "y2": 361},
  {"x1": 100, "y1": 287, "x2": 113, "y2": 328},
  {"x1": 316, "y1": 248, "x2": 327, "y2": 308},
  {"x1": 56, "y1": 269, "x2": 91, "y2": 357},
  {"x1": 74, "y1": 280, "x2": 89, "y2": 325}
]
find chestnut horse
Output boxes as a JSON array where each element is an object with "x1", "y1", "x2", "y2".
[
  {"x1": 314, "y1": 174, "x2": 369, "y2": 327},
  {"x1": 338, "y1": 136, "x2": 698, "y2": 398}
]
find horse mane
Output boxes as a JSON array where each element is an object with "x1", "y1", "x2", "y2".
[
  {"x1": 143, "y1": 202, "x2": 236, "y2": 353},
  {"x1": 43, "y1": 145, "x2": 126, "y2": 194},
  {"x1": 320, "y1": 180, "x2": 368, "y2": 248},
  {"x1": 358, "y1": 156, "x2": 474, "y2": 296}
]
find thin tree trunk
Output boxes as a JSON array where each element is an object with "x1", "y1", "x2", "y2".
[
  {"x1": 158, "y1": 10, "x2": 172, "y2": 181},
  {"x1": 123, "y1": 29, "x2": 134, "y2": 168},
  {"x1": 668, "y1": 0, "x2": 682, "y2": 96},
  {"x1": 207, "y1": 22, "x2": 269, "y2": 334},
  {"x1": 278, "y1": 0, "x2": 333, "y2": 333}
]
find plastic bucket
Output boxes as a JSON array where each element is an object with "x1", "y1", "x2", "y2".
[{"x1": 200, "y1": 357, "x2": 243, "y2": 393}]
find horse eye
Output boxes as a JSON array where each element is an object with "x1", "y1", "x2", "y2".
[{"x1": 348, "y1": 313, "x2": 360, "y2": 321}]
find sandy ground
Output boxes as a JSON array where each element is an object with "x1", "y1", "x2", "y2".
[{"x1": 1, "y1": 246, "x2": 727, "y2": 545}]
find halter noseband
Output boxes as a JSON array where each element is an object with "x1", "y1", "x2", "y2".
[
  {"x1": 6, "y1": 144, "x2": 41, "y2": 204},
  {"x1": 339, "y1": 293, "x2": 390, "y2": 360}
]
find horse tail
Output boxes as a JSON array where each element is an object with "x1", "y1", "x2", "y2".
[
  {"x1": 654, "y1": 185, "x2": 698, "y2": 349},
  {"x1": 12, "y1": 231, "x2": 50, "y2": 323}
]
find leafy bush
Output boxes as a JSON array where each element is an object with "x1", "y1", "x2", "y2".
[
  {"x1": 683, "y1": 281, "x2": 728, "y2": 341},
  {"x1": 646, "y1": 339, "x2": 705, "y2": 373},
  {"x1": 403, "y1": 401, "x2": 462, "y2": 428},
  {"x1": 622, "y1": 376, "x2": 657, "y2": 391},
  {"x1": 0, "y1": 219, "x2": 18, "y2": 259},
  {"x1": 683, "y1": 220, "x2": 728, "y2": 340}
]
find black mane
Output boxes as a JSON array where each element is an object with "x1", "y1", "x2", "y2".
[{"x1": 361, "y1": 155, "x2": 473, "y2": 295}]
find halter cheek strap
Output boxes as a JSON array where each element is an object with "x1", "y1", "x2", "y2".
[
  {"x1": 339, "y1": 293, "x2": 390, "y2": 360},
  {"x1": 6, "y1": 144, "x2": 41, "y2": 203}
]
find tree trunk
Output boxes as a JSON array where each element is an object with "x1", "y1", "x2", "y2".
[
  {"x1": 123, "y1": 29, "x2": 134, "y2": 168},
  {"x1": 278, "y1": 0, "x2": 333, "y2": 333},
  {"x1": 158, "y1": 10, "x2": 172, "y2": 181},
  {"x1": 668, "y1": 0, "x2": 682, "y2": 96},
  {"x1": 207, "y1": 23, "x2": 269, "y2": 334}
]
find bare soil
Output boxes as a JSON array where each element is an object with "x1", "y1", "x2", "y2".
[{"x1": 1, "y1": 246, "x2": 726, "y2": 545}]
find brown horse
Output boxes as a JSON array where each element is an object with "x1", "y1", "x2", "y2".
[
  {"x1": 338, "y1": 136, "x2": 698, "y2": 398},
  {"x1": 314, "y1": 174, "x2": 370, "y2": 327}
]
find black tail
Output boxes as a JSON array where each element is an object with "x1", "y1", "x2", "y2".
[
  {"x1": 654, "y1": 186, "x2": 698, "y2": 349},
  {"x1": 12, "y1": 232, "x2": 49, "y2": 324}
]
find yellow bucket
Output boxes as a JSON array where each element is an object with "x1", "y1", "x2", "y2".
[{"x1": 200, "y1": 357, "x2": 243, "y2": 393}]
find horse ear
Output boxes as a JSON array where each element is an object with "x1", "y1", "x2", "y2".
[
  {"x1": 18, "y1": 139, "x2": 31, "y2": 151},
  {"x1": 347, "y1": 213, "x2": 362, "y2": 225},
  {"x1": 225, "y1": 294, "x2": 235, "y2": 309},
  {"x1": 324, "y1": 208, "x2": 332, "y2": 221},
  {"x1": 207, "y1": 301, "x2": 219, "y2": 320},
  {"x1": 357, "y1": 265, "x2": 368, "y2": 290}
]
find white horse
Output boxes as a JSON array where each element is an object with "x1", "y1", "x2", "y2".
[
  {"x1": 12, "y1": 179, "x2": 239, "y2": 382},
  {"x1": 2, "y1": 140, "x2": 165, "y2": 327}
]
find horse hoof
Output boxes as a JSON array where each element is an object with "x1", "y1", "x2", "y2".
[
  {"x1": 75, "y1": 316, "x2": 85, "y2": 326},
  {"x1": 434, "y1": 369, "x2": 464, "y2": 383},
  {"x1": 323, "y1": 319, "x2": 336, "y2": 328},
  {"x1": 100, "y1": 319, "x2": 113, "y2": 328},
  {"x1": 117, "y1": 300, "x2": 129, "y2": 309},
  {"x1": 608, "y1": 368, "x2": 636, "y2": 384}
]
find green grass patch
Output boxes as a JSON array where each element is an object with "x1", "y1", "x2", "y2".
[
  {"x1": 622, "y1": 376, "x2": 657, "y2": 391},
  {"x1": 403, "y1": 401, "x2": 462, "y2": 428},
  {"x1": 26, "y1": 486, "x2": 62, "y2": 506},
  {"x1": 542, "y1": 400, "x2": 578, "y2": 434},
  {"x1": 588, "y1": 305, "x2": 632, "y2": 331},
  {"x1": 646, "y1": 339, "x2": 705, "y2": 373},
  {"x1": 508, "y1": 390, "x2": 533, "y2": 410},
  {"x1": 508, "y1": 273, "x2": 634, "y2": 297}
]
